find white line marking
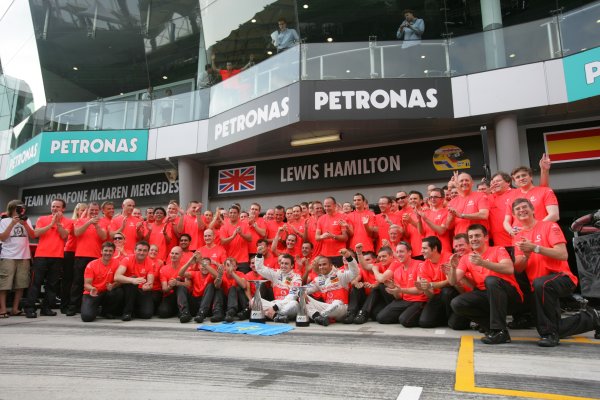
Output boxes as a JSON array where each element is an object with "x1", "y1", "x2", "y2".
[
  {"x1": 435, "y1": 329, "x2": 446, "y2": 335},
  {"x1": 396, "y1": 385, "x2": 423, "y2": 400}
]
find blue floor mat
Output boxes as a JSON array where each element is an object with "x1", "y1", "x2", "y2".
[{"x1": 197, "y1": 322, "x2": 294, "y2": 336}]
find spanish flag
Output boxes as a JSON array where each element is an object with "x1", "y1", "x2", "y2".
[{"x1": 544, "y1": 127, "x2": 600, "y2": 162}]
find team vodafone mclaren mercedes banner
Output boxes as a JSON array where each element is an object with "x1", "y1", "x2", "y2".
[
  {"x1": 209, "y1": 135, "x2": 482, "y2": 198},
  {"x1": 300, "y1": 78, "x2": 453, "y2": 120}
]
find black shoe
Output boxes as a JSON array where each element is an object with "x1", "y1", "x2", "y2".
[
  {"x1": 273, "y1": 314, "x2": 288, "y2": 323},
  {"x1": 225, "y1": 310, "x2": 236, "y2": 323},
  {"x1": 508, "y1": 316, "x2": 535, "y2": 329},
  {"x1": 343, "y1": 312, "x2": 356, "y2": 324},
  {"x1": 103, "y1": 313, "x2": 115, "y2": 320},
  {"x1": 179, "y1": 312, "x2": 192, "y2": 323},
  {"x1": 41, "y1": 308, "x2": 57, "y2": 316},
  {"x1": 313, "y1": 314, "x2": 330, "y2": 326},
  {"x1": 194, "y1": 311, "x2": 206, "y2": 323},
  {"x1": 353, "y1": 311, "x2": 368, "y2": 325},
  {"x1": 121, "y1": 314, "x2": 132, "y2": 322},
  {"x1": 481, "y1": 329, "x2": 511, "y2": 344},
  {"x1": 538, "y1": 333, "x2": 560, "y2": 347},
  {"x1": 25, "y1": 310, "x2": 37, "y2": 319},
  {"x1": 60, "y1": 308, "x2": 69, "y2": 315},
  {"x1": 585, "y1": 306, "x2": 600, "y2": 329},
  {"x1": 65, "y1": 308, "x2": 76, "y2": 317},
  {"x1": 210, "y1": 313, "x2": 224, "y2": 323},
  {"x1": 237, "y1": 308, "x2": 250, "y2": 320}
]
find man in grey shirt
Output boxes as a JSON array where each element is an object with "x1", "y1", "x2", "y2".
[
  {"x1": 272, "y1": 18, "x2": 299, "y2": 53},
  {"x1": 396, "y1": 9, "x2": 425, "y2": 42}
]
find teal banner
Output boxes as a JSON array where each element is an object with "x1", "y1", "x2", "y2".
[
  {"x1": 563, "y1": 47, "x2": 600, "y2": 102},
  {"x1": 5, "y1": 135, "x2": 43, "y2": 179},
  {"x1": 39, "y1": 130, "x2": 148, "y2": 162}
]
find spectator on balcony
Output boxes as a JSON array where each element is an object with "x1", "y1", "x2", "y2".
[
  {"x1": 396, "y1": 9, "x2": 425, "y2": 43},
  {"x1": 198, "y1": 63, "x2": 222, "y2": 89},
  {"x1": 272, "y1": 18, "x2": 299, "y2": 53},
  {"x1": 141, "y1": 86, "x2": 154, "y2": 128}
]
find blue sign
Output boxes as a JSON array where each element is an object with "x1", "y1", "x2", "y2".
[
  {"x1": 563, "y1": 47, "x2": 600, "y2": 102},
  {"x1": 5, "y1": 135, "x2": 42, "y2": 179}
]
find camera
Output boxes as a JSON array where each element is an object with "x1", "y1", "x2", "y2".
[{"x1": 15, "y1": 205, "x2": 28, "y2": 221}]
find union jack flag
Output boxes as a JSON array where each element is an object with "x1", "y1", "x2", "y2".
[{"x1": 218, "y1": 166, "x2": 256, "y2": 194}]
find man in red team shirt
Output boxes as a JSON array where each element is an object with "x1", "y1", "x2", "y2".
[
  {"x1": 80, "y1": 242, "x2": 123, "y2": 322},
  {"x1": 375, "y1": 242, "x2": 428, "y2": 326},
  {"x1": 316, "y1": 197, "x2": 349, "y2": 267},
  {"x1": 198, "y1": 229, "x2": 227, "y2": 268},
  {"x1": 220, "y1": 205, "x2": 252, "y2": 273},
  {"x1": 67, "y1": 202, "x2": 107, "y2": 316},
  {"x1": 446, "y1": 173, "x2": 490, "y2": 235},
  {"x1": 373, "y1": 196, "x2": 403, "y2": 250},
  {"x1": 174, "y1": 200, "x2": 205, "y2": 251},
  {"x1": 346, "y1": 193, "x2": 376, "y2": 253},
  {"x1": 512, "y1": 198, "x2": 599, "y2": 346},
  {"x1": 414, "y1": 236, "x2": 464, "y2": 328},
  {"x1": 305, "y1": 248, "x2": 359, "y2": 326},
  {"x1": 178, "y1": 253, "x2": 221, "y2": 323},
  {"x1": 157, "y1": 246, "x2": 192, "y2": 322},
  {"x1": 450, "y1": 224, "x2": 523, "y2": 344},
  {"x1": 25, "y1": 199, "x2": 72, "y2": 317},
  {"x1": 416, "y1": 188, "x2": 451, "y2": 257},
  {"x1": 351, "y1": 245, "x2": 400, "y2": 324},
  {"x1": 109, "y1": 198, "x2": 143, "y2": 253},
  {"x1": 114, "y1": 241, "x2": 155, "y2": 321},
  {"x1": 247, "y1": 203, "x2": 267, "y2": 256},
  {"x1": 503, "y1": 166, "x2": 559, "y2": 236}
]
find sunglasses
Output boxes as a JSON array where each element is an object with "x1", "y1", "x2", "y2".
[{"x1": 396, "y1": 196, "x2": 407, "y2": 201}]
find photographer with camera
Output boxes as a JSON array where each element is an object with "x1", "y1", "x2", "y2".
[{"x1": 0, "y1": 200, "x2": 35, "y2": 318}]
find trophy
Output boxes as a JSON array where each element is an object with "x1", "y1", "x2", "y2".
[
  {"x1": 296, "y1": 286, "x2": 310, "y2": 327},
  {"x1": 249, "y1": 280, "x2": 268, "y2": 323}
]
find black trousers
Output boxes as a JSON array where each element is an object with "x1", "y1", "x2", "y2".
[
  {"x1": 80, "y1": 290, "x2": 124, "y2": 322},
  {"x1": 61, "y1": 251, "x2": 75, "y2": 309},
  {"x1": 122, "y1": 284, "x2": 154, "y2": 318},
  {"x1": 347, "y1": 286, "x2": 366, "y2": 314},
  {"x1": 530, "y1": 273, "x2": 588, "y2": 338},
  {"x1": 376, "y1": 299, "x2": 426, "y2": 327},
  {"x1": 451, "y1": 276, "x2": 522, "y2": 331},
  {"x1": 213, "y1": 286, "x2": 248, "y2": 314},
  {"x1": 420, "y1": 287, "x2": 470, "y2": 329},
  {"x1": 176, "y1": 284, "x2": 216, "y2": 317},
  {"x1": 27, "y1": 257, "x2": 63, "y2": 310},
  {"x1": 69, "y1": 256, "x2": 95, "y2": 311},
  {"x1": 358, "y1": 284, "x2": 395, "y2": 319}
]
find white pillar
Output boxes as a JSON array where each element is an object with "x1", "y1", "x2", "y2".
[
  {"x1": 494, "y1": 114, "x2": 520, "y2": 173},
  {"x1": 177, "y1": 157, "x2": 204, "y2": 207}
]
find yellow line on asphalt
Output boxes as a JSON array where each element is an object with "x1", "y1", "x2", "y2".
[{"x1": 455, "y1": 335, "x2": 599, "y2": 400}]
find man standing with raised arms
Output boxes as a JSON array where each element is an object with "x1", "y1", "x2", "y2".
[
  {"x1": 110, "y1": 198, "x2": 143, "y2": 253},
  {"x1": 347, "y1": 193, "x2": 376, "y2": 253}
]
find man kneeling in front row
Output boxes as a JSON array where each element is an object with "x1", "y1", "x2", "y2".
[{"x1": 304, "y1": 249, "x2": 359, "y2": 326}]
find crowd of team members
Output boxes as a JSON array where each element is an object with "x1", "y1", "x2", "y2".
[{"x1": 1, "y1": 155, "x2": 599, "y2": 347}]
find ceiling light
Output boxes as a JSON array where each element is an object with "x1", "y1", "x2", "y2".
[
  {"x1": 120, "y1": 92, "x2": 124, "y2": 95},
  {"x1": 423, "y1": 69, "x2": 429, "y2": 74},
  {"x1": 72, "y1": 66, "x2": 78, "y2": 70},
  {"x1": 303, "y1": 4, "x2": 309, "y2": 8},
  {"x1": 251, "y1": 19, "x2": 256, "y2": 23},
  {"x1": 509, "y1": 53, "x2": 516, "y2": 58},
  {"x1": 597, "y1": 19, "x2": 600, "y2": 23},
  {"x1": 421, "y1": 55, "x2": 426, "y2": 59},
  {"x1": 162, "y1": 75, "x2": 168, "y2": 80},
  {"x1": 346, "y1": 70, "x2": 351, "y2": 73},
  {"x1": 327, "y1": 37, "x2": 333, "y2": 42},
  {"x1": 581, "y1": 48, "x2": 587, "y2": 51},
  {"x1": 53, "y1": 168, "x2": 85, "y2": 178},
  {"x1": 291, "y1": 133, "x2": 341, "y2": 147},
  {"x1": 267, "y1": 50, "x2": 273, "y2": 55}
]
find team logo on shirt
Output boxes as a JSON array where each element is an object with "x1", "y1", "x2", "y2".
[
  {"x1": 331, "y1": 275, "x2": 340, "y2": 284},
  {"x1": 218, "y1": 166, "x2": 256, "y2": 194}
]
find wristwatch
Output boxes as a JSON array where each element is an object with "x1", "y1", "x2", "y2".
[{"x1": 534, "y1": 245, "x2": 541, "y2": 254}]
